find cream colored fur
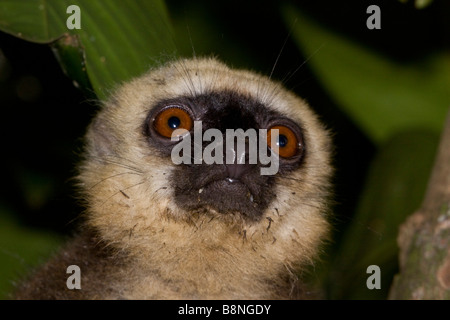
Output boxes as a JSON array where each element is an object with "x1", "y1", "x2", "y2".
[{"x1": 78, "y1": 57, "x2": 333, "y2": 299}]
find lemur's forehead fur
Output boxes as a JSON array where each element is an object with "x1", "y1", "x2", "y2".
[{"x1": 76, "y1": 57, "x2": 333, "y2": 299}]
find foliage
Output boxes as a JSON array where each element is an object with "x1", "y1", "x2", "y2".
[
  {"x1": 0, "y1": 0, "x2": 175, "y2": 99},
  {"x1": 283, "y1": 5, "x2": 449, "y2": 145}
]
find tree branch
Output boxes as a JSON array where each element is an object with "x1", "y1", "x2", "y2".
[{"x1": 389, "y1": 108, "x2": 450, "y2": 299}]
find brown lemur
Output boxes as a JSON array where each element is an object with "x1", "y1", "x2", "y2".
[{"x1": 14, "y1": 57, "x2": 333, "y2": 299}]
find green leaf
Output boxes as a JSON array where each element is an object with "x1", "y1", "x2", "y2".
[
  {"x1": 282, "y1": 5, "x2": 450, "y2": 144},
  {"x1": 51, "y1": 34, "x2": 95, "y2": 99},
  {"x1": 0, "y1": 0, "x2": 176, "y2": 99},
  {"x1": 0, "y1": 206, "x2": 62, "y2": 299},
  {"x1": 327, "y1": 130, "x2": 439, "y2": 299}
]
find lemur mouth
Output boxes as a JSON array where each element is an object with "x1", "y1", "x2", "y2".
[
  {"x1": 198, "y1": 177, "x2": 256, "y2": 205},
  {"x1": 171, "y1": 164, "x2": 275, "y2": 222},
  {"x1": 196, "y1": 163, "x2": 259, "y2": 212}
]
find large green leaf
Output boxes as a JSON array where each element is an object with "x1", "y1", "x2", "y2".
[
  {"x1": 327, "y1": 130, "x2": 439, "y2": 299},
  {"x1": 282, "y1": 5, "x2": 450, "y2": 144},
  {"x1": 0, "y1": 205, "x2": 61, "y2": 299},
  {"x1": 0, "y1": 0, "x2": 176, "y2": 99}
]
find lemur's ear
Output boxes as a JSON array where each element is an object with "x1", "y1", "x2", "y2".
[{"x1": 85, "y1": 108, "x2": 119, "y2": 158}]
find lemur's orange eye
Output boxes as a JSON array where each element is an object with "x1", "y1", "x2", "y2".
[
  {"x1": 153, "y1": 106, "x2": 193, "y2": 138},
  {"x1": 267, "y1": 125, "x2": 299, "y2": 158}
]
